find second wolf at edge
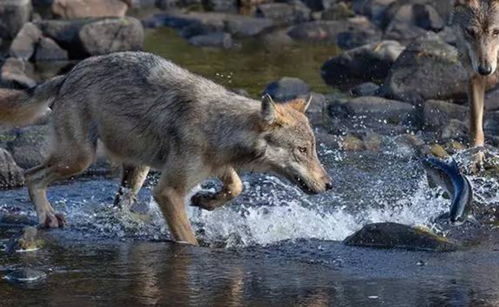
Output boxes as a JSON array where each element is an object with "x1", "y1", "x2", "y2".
[{"x1": 0, "y1": 51, "x2": 333, "y2": 246}]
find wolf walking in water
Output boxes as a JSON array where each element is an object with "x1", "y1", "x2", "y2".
[
  {"x1": 0, "y1": 52, "x2": 332, "y2": 245},
  {"x1": 453, "y1": 0, "x2": 499, "y2": 168}
]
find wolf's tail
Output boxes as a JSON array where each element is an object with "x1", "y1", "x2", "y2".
[{"x1": 0, "y1": 75, "x2": 66, "y2": 126}]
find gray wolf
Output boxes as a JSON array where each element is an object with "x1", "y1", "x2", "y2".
[
  {"x1": 421, "y1": 157, "x2": 475, "y2": 225},
  {"x1": 0, "y1": 52, "x2": 332, "y2": 245},
  {"x1": 453, "y1": 0, "x2": 499, "y2": 169}
]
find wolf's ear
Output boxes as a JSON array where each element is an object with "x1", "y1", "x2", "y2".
[
  {"x1": 261, "y1": 94, "x2": 278, "y2": 125},
  {"x1": 288, "y1": 95, "x2": 312, "y2": 113}
]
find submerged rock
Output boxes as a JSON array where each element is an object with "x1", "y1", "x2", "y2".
[
  {"x1": 188, "y1": 32, "x2": 233, "y2": 48},
  {"x1": 4, "y1": 268, "x2": 47, "y2": 283},
  {"x1": 344, "y1": 222, "x2": 459, "y2": 252},
  {"x1": 5, "y1": 226, "x2": 44, "y2": 254}
]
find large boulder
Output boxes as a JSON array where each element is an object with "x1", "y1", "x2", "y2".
[
  {"x1": 288, "y1": 17, "x2": 381, "y2": 49},
  {"x1": 344, "y1": 222, "x2": 459, "y2": 252},
  {"x1": 262, "y1": 77, "x2": 311, "y2": 102},
  {"x1": 9, "y1": 23, "x2": 43, "y2": 61},
  {"x1": 52, "y1": 0, "x2": 128, "y2": 19},
  {"x1": 382, "y1": 33, "x2": 468, "y2": 104},
  {"x1": 0, "y1": 0, "x2": 32, "y2": 40},
  {"x1": 35, "y1": 19, "x2": 90, "y2": 58},
  {"x1": 79, "y1": 17, "x2": 144, "y2": 56},
  {"x1": 0, "y1": 148, "x2": 24, "y2": 189},
  {"x1": 321, "y1": 40, "x2": 404, "y2": 89}
]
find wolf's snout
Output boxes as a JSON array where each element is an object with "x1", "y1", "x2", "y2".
[
  {"x1": 325, "y1": 181, "x2": 333, "y2": 191},
  {"x1": 478, "y1": 65, "x2": 493, "y2": 76}
]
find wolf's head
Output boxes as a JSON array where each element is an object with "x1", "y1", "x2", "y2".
[
  {"x1": 454, "y1": 0, "x2": 499, "y2": 76},
  {"x1": 255, "y1": 94, "x2": 332, "y2": 194}
]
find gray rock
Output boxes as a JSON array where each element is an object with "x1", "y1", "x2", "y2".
[
  {"x1": 7, "y1": 124, "x2": 51, "y2": 169},
  {"x1": 4, "y1": 268, "x2": 47, "y2": 283},
  {"x1": 338, "y1": 96, "x2": 417, "y2": 125},
  {"x1": 300, "y1": 0, "x2": 336, "y2": 11},
  {"x1": 0, "y1": 0, "x2": 32, "y2": 40},
  {"x1": 0, "y1": 148, "x2": 24, "y2": 189},
  {"x1": 35, "y1": 37, "x2": 68, "y2": 61},
  {"x1": 384, "y1": 3, "x2": 444, "y2": 42},
  {"x1": 423, "y1": 100, "x2": 468, "y2": 129},
  {"x1": 52, "y1": 0, "x2": 128, "y2": 19},
  {"x1": 441, "y1": 119, "x2": 468, "y2": 141},
  {"x1": 350, "y1": 82, "x2": 380, "y2": 97},
  {"x1": 0, "y1": 58, "x2": 37, "y2": 88},
  {"x1": 256, "y1": 3, "x2": 310, "y2": 26},
  {"x1": 79, "y1": 17, "x2": 144, "y2": 56},
  {"x1": 485, "y1": 87, "x2": 499, "y2": 111},
  {"x1": 344, "y1": 222, "x2": 459, "y2": 252},
  {"x1": 262, "y1": 77, "x2": 311, "y2": 102},
  {"x1": 352, "y1": 0, "x2": 395, "y2": 26},
  {"x1": 321, "y1": 2, "x2": 355, "y2": 20},
  {"x1": 321, "y1": 40, "x2": 404, "y2": 89},
  {"x1": 9, "y1": 23, "x2": 43, "y2": 61},
  {"x1": 188, "y1": 32, "x2": 233, "y2": 48},
  {"x1": 288, "y1": 17, "x2": 381, "y2": 49},
  {"x1": 382, "y1": 33, "x2": 468, "y2": 104}
]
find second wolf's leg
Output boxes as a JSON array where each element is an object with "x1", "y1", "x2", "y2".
[
  {"x1": 26, "y1": 149, "x2": 95, "y2": 228},
  {"x1": 191, "y1": 167, "x2": 243, "y2": 211},
  {"x1": 113, "y1": 164, "x2": 150, "y2": 209},
  {"x1": 469, "y1": 76, "x2": 486, "y2": 171}
]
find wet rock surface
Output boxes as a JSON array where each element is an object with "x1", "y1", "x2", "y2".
[
  {"x1": 263, "y1": 77, "x2": 311, "y2": 102},
  {"x1": 0, "y1": 148, "x2": 24, "y2": 189},
  {"x1": 344, "y1": 222, "x2": 459, "y2": 252},
  {"x1": 5, "y1": 226, "x2": 44, "y2": 254}
]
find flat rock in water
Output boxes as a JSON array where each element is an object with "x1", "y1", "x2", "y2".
[
  {"x1": 343, "y1": 222, "x2": 459, "y2": 252},
  {"x1": 4, "y1": 268, "x2": 47, "y2": 283},
  {"x1": 5, "y1": 226, "x2": 44, "y2": 254}
]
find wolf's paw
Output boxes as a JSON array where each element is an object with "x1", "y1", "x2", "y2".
[
  {"x1": 190, "y1": 192, "x2": 218, "y2": 211},
  {"x1": 469, "y1": 151, "x2": 485, "y2": 174},
  {"x1": 113, "y1": 192, "x2": 137, "y2": 210},
  {"x1": 41, "y1": 212, "x2": 66, "y2": 228}
]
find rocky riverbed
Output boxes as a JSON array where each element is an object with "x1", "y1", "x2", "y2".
[{"x1": 1, "y1": 0, "x2": 499, "y2": 305}]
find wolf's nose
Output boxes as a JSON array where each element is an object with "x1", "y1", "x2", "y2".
[
  {"x1": 325, "y1": 181, "x2": 333, "y2": 191},
  {"x1": 478, "y1": 65, "x2": 493, "y2": 76}
]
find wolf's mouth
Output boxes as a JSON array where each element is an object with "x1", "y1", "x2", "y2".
[{"x1": 294, "y1": 176, "x2": 318, "y2": 195}]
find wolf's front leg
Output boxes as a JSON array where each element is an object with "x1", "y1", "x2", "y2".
[
  {"x1": 468, "y1": 76, "x2": 486, "y2": 173},
  {"x1": 191, "y1": 167, "x2": 243, "y2": 211}
]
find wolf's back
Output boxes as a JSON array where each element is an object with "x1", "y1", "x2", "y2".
[{"x1": 0, "y1": 76, "x2": 65, "y2": 126}]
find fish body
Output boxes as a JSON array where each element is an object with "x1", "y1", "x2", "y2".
[{"x1": 422, "y1": 157, "x2": 474, "y2": 225}]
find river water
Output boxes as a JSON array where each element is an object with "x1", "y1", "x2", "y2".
[{"x1": 1, "y1": 29, "x2": 499, "y2": 306}]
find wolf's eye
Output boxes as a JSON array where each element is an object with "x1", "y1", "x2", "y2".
[
  {"x1": 493, "y1": 29, "x2": 499, "y2": 37},
  {"x1": 298, "y1": 147, "x2": 307, "y2": 154},
  {"x1": 465, "y1": 28, "x2": 476, "y2": 38}
]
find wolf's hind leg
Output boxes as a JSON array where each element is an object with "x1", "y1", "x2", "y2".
[
  {"x1": 191, "y1": 167, "x2": 243, "y2": 211},
  {"x1": 113, "y1": 164, "x2": 150, "y2": 209},
  {"x1": 26, "y1": 148, "x2": 95, "y2": 228},
  {"x1": 468, "y1": 77, "x2": 486, "y2": 173}
]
